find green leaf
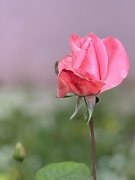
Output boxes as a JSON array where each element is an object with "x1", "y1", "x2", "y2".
[{"x1": 36, "y1": 161, "x2": 91, "y2": 180}]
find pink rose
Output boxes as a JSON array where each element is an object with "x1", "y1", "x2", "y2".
[{"x1": 57, "y1": 33, "x2": 129, "y2": 98}]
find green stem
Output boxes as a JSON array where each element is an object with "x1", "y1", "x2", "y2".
[
  {"x1": 16, "y1": 162, "x2": 23, "y2": 180},
  {"x1": 89, "y1": 116, "x2": 96, "y2": 180}
]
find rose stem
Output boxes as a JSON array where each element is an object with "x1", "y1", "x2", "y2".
[{"x1": 89, "y1": 116, "x2": 96, "y2": 180}]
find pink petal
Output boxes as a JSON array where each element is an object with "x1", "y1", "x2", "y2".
[
  {"x1": 70, "y1": 34, "x2": 81, "y2": 49},
  {"x1": 100, "y1": 37, "x2": 129, "y2": 92},
  {"x1": 79, "y1": 40, "x2": 100, "y2": 79},
  {"x1": 70, "y1": 34, "x2": 91, "y2": 69},
  {"x1": 58, "y1": 55, "x2": 72, "y2": 73},
  {"x1": 89, "y1": 33, "x2": 108, "y2": 80},
  {"x1": 57, "y1": 76, "x2": 73, "y2": 98},
  {"x1": 72, "y1": 68, "x2": 98, "y2": 81},
  {"x1": 70, "y1": 34, "x2": 101, "y2": 79},
  {"x1": 69, "y1": 34, "x2": 83, "y2": 68},
  {"x1": 58, "y1": 70, "x2": 105, "y2": 96},
  {"x1": 70, "y1": 34, "x2": 91, "y2": 51}
]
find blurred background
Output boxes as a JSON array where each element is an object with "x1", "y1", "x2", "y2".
[{"x1": 0, "y1": 0, "x2": 134, "y2": 180}]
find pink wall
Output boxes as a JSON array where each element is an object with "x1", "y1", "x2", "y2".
[{"x1": 0, "y1": 0, "x2": 134, "y2": 86}]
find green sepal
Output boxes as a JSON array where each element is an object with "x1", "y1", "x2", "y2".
[
  {"x1": 84, "y1": 96, "x2": 96, "y2": 124},
  {"x1": 54, "y1": 61, "x2": 59, "y2": 75},
  {"x1": 95, "y1": 96, "x2": 99, "y2": 104},
  {"x1": 70, "y1": 96, "x2": 82, "y2": 119}
]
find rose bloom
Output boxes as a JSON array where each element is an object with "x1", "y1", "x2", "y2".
[{"x1": 57, "y1": 33, "x2": 129, "y2": 98}]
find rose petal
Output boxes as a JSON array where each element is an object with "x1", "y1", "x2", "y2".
[
  {"x1": 72, "y1": 68, "x2": 98, "y2": 81},
  {"x1": 70, "y1": 34, "x2": 91, "y2": 69},
  {"x1": 70, "y1": 34, "x2": 91, "y2": 51},
  {"x1": 57, "y1": 77, "x2": 73, "y2": 98},
  {"x1": 100, "y1": 37, "x2": 129, "y2": 92},
  {"x1": 58, "y1": 55, "x2": 72, "y2": 73},
  {"x1": 58, "y1": 70, "x2": 105, "y2": 96},
  {"x1": 89, "y1": 33, "x2": 108, "y2": 80},
  {"x1": 79, "y1": 40, "x2": 100, "y2": 79},
  {"x1": 70, "y1": 34, "x2": 102, "y2": 79},
  {"x1": 70, "y1": 35, "x2": 82, "y2": 67}
]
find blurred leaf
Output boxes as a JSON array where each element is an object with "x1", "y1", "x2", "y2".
[{"x1": 36, "y1": 161, "x2": 91, "y2": 180}]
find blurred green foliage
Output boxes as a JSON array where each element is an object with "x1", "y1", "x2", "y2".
[{"x1": 0, "y1": 83, "x2": 134, "y2": 180}]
